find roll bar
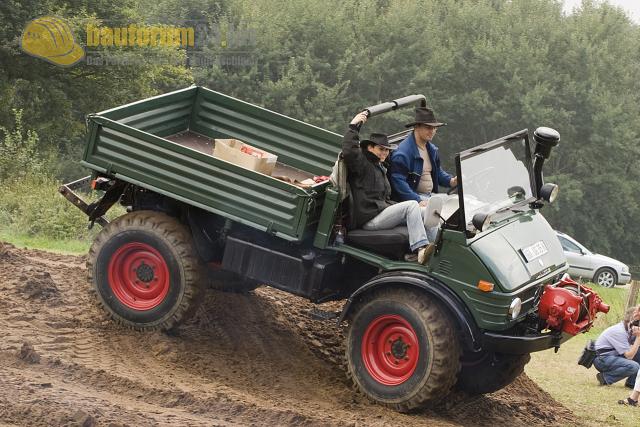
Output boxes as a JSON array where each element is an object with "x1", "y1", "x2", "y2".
[{"x1": 364, "y1": 94, "x2": 427, "y2": 118}]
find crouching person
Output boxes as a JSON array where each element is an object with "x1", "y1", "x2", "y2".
[
  {"x1": 594, "y1": 305, "x2": 640, "y2": 406},
  {"x1": 342, "y1": 112, "x2": 435, "y2": 264}
]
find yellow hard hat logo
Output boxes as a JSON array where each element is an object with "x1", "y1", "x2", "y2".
[{"x1": 21, "y1": 16, "x2": 84, "y2": 67}]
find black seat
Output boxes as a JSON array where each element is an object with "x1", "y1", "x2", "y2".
[
  {"x1": 337, "y1": 168, "x2": 409, "y2": 260},
  {"x1": 346, "y1": 226, "x2": 409, "y2": 260}
]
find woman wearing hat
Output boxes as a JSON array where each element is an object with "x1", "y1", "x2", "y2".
[{"x1": 342, "y1": 112, "x2": 435, "y2": 264}]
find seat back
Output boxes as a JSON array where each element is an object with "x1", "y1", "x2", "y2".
[
  {"x1": 345, "y1": 182, "x2": 358, "y2": 230},
  {"x1": 329, "y1": 153, "x2": 349, "y2": 202}
]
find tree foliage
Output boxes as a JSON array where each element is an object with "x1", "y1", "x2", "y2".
[{"x1": 0, "y1": 0, "x2": 639, "y2": 271}]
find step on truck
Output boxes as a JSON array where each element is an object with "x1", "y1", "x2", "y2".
[{"x1": 61, "y1": 86, "x2": 609, "y2": 412}]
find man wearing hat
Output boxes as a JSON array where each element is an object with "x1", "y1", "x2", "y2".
[
  {"x1": 389, "y1": 107, "x2": 457, "y2": 207},
  {"x1": 341, "y1": 112, "x2": 435, "y2": 264}
]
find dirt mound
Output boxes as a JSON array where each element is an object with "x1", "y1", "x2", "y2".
[
  {"x1": 17, "y1": 271, "x2": 60, "y2": 300},
  {"x1": 17, "y1": 342, "x2": 41, "y2": 364},
  {"x1": 0, "y1": 242, "x2": 576, "y2": 426}
]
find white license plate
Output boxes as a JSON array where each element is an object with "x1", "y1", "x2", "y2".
[{"x1": 521, "y1": 241, "x2": 548, "y2": 262}]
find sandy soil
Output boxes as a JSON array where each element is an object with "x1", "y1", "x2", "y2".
[{"x1": 0, "y1": 242, "x2": 578, "y2": 426}]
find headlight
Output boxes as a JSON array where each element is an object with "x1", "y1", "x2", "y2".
[
  {"x1": 539, "y1": 183, "x2": 559, "y2": 203},
  {"x1": 509, "y1": 298, "x2": 522, "y2": 320},
  {"x1": 622, "y1": 265, "x2": 629, "y2": 273}
]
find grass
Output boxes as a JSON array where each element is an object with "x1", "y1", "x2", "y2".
[
  {"x1": 0, "y1": 228, "x2": 91, "y2": 254},
  {"x1": 526, "y1": 284, "x2": 638, "y2": 427}
]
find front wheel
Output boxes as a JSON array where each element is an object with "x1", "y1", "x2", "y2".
[
  {"x1": 594, "y1": 268, "x2": 617, "y2": 288},
  {"x1": 456, "y1": 351, "x2": 530, "y2": 394},
  {"x1": 345, "y1": 288, "x2": 461, "y2": 412},
  {"x1": 87, "y1": 210, "x2": 206, "y2": 331}
]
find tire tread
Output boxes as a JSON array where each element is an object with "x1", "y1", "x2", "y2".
[
  {"x1": 345, "y1": 287, "x2": 461, "y2": 412},
  {"x1": 87, "y1": 210, "x2": 205, "y2": 331}
]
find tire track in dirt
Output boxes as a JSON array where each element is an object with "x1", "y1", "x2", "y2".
[
  {"x1": 0, "y1": 243, "x2": 576, "y2": 426},
  {"x1": 0, "y1": 350, "x2": 337, "y2": 426}
]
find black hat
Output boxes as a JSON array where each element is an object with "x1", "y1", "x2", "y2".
[
  {"x1": 360, "y1": 132, "x2": 398, "y2": 150},
  {"x1": 405, "y1": 107, "x2": 446, "y2": 128}
]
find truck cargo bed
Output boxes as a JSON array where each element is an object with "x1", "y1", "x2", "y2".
[
  {"x1": 81, "y1": 86, "x2": 342, "y2": 241},
  {"x1": 165, "y1": 131, "x2": 315, "y2": 183}
]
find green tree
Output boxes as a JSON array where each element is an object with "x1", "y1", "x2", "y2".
[{"x1": 0, "y1": 0, "x2": 196, "y2": 179}]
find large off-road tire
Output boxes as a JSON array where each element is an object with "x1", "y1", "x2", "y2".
[
  {"x1": 456, "y1": 351, "x2": 531, "y2": 395},
  {"x1": 87, "y1": 210, "x2": 206, "y2": 331},
  {"x1": 593, "y1": 267, "x2": 617, "y2": 288},
  {"x1": 345, "y1": 287, "x2": 461, "y2": 412},
  {"x1": 209, "y1": 268, "x2": 260, "y2": 294}
]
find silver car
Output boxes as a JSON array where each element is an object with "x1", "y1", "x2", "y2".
[{"x1": 555, "y1": 231, "x2": 631, "y2": 287}]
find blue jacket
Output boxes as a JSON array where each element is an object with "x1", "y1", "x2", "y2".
[{"x1": 389, "y1": 132, "x2": 453, "y2": 202}]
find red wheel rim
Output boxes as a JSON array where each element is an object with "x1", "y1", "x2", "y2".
[
  {"x1": 107, "y1": 242, "x2": 170, "y2": 310},
  {"x1": 361, "y1": 314, "x2": 420, "y2": 386}
]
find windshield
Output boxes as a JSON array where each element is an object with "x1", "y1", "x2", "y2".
[{"x1": 459, "y1": 137, "x2": 533, "y2": 225}]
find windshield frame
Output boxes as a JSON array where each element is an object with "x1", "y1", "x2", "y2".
[{"x1": 454, "y1": 129, "x2": 535, "y2": 233}]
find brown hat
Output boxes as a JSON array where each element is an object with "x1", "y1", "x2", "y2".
[
  {"x1": 405, "y1": 107, "x2": 446, "y2": 128},
  {"x1": 360, "y1": 133, "x2": 398, "y2": 150}
]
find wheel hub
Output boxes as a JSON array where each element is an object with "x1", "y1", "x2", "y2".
[
  {"x1": 135, "y1": 262, "x2": 155, "y2": 283},
  {"x1": 598, "y1": 272, "x2": 614, "y2": 287},
  {"x1": 107, "y1": 242, "x2": 170, "y2": 311},
  {"x1": 391, "y1": 338, "x2": 408, "y2": 359},
  {"x1": 361, "y1": 314, "x2": 421, "y2": 386}
]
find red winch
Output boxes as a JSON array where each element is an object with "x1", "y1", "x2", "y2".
[{"x1": 538, "y1": 275, "x2": 610, "y2": 335}]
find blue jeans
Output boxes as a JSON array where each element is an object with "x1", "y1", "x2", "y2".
[
  {"x1": 418, "y1": 192, "x2": 440, "y2": 243},
  {"x1": 363, "y1": 200, "x2": 428, "y2": 252},
  {"x1": 594, "y1": 351, "x2": 640, "y2": 389}
]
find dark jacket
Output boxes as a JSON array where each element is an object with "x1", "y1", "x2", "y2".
[
  {"x1": 388, "y1": 132, "x2": 453, "y2": 202},
  {"x1": 342, "y1": 125, "x2": 394, "y2": 228}
]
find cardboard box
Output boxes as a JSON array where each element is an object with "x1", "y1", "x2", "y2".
[{"x1": 213, "y1": 139, "x2": 277, "y2": 176}]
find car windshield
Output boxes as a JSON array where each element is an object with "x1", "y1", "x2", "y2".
[{"x1": 460, "y1": 137, "x2": 533, "y2": 225}]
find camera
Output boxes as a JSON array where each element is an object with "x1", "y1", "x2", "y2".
[
  {"x1": 578, "y1": 340, "x2": 596, "y2": 368},
  {"x1": 632, "y1": 319, "x2": 640, "y2": 328}
]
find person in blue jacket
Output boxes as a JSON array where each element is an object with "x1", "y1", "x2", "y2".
[{"x1": 389, "y1": 107, "x2": 457, "y2": 205}]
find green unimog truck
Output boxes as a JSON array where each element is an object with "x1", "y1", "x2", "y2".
[{"x1": 62, "y1": 86, "x2": 609, "y2": 412}]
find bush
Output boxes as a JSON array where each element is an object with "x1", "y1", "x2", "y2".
[
  {"x1": 0, "y1": 175, "x2": 96, "y2": 240},
  {"x1": 0, "y1": 109, "x2": 44, "y2": 183},
  {"x1": 0, "y1": 109, "x2": 108, "y2": 241}
]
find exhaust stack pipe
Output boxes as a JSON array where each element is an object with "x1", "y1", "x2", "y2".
[
  {"x1": 532, "y1": 127, "x2": 560, "y2": 196},
  {"x1": 364, "y1": 95, "x2": 427, "y2": 118}
]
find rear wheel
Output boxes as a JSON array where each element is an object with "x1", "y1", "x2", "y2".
[
  {"x1": 345, "y1": 288, "x2": 461, "y2": 412},
  {"x1": 87, "y1": 210, "x2": 206, "y2": 331},
  {"x1": 594, "y1": 268, "x2": 617, "y2": 288},
  {"x1": 456, "y1": 351, "x2": 530, "y2": 394}
]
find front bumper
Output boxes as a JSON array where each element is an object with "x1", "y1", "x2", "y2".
[
  {"x1": 619, "y1": 272, "x2": 632, "y2": 285},
  {"x1": 482, "y1": 331, "x2": 572, "y2": 354}
]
